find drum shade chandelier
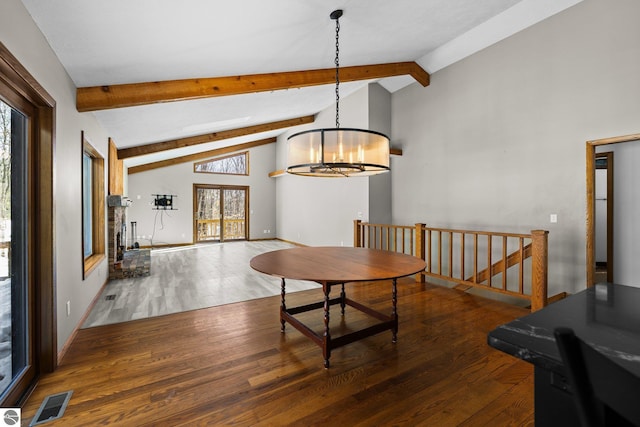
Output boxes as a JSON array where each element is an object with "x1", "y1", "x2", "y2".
[{"x1": 286, "y1": 9, "x2": 390, "y2": 177}]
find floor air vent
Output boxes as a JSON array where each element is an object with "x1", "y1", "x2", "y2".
[
  {"x1": 105, "y1": 294, "x2": 116, "y2": 300},
  {"x1": 29, "y1": 390, "x2": 73, "y2": 426}
]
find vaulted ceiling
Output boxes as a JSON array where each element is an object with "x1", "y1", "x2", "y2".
[{"x1": 20, "y1": 0, "x2": 581, "y2": 169}]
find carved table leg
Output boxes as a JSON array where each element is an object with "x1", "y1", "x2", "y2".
[
  {"x1": 280, "y1": 277, "x2": 286, "y2": 333},
  {"x1": 392, "y1": 278, "x2": 398, "y2": 343},
  {"x1": 323, "y1": 283, "x2": 331, "y2": 368},
  {"x1": 340, "y1": 283, "x2": 346, "y2": 315}
]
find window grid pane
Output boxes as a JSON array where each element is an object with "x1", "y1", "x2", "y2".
[
  {"x1": 194, "y1": 152, "x2": 248, "y2": 175},
  {"x1": 82, "y1": 153, "x2": 92, "y2": 258}
]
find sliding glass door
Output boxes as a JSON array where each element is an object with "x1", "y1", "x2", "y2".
[
  {"x1": 0, "y1": 98, "x2": 32, "y2": 401},
  {"x1": 0, "y1": 42, "x2": 55, "y2": 407},
  {"x1": 194, "y1": 185, "x2": 248, "y2": 242}
]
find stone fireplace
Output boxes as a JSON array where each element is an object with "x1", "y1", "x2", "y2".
[{"x1": 108, "y1": 197, "x2": 150, "y2": 279}]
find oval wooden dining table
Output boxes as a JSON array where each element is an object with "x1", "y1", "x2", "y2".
[{"x1": 250, "y1": 246, "x2": 426, "y2": 368}]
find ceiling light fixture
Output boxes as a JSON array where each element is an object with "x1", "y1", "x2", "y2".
[{"x1": 286, "y1": 9, "x2": 390, "y2": 177}]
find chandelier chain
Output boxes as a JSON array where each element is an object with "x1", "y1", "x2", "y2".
[{"x1": 335, "y1": 16, "x2": 340, "y2": 129}]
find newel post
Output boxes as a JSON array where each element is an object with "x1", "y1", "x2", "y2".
[
  {"x1": 531, "y1": 230, "x2": 549, "y2": 311},
  {"x1": 415, "y1": 223, "x2": 426, "y2": 283},
  {"x1": 354, "y1": 219, "x2": 362, "y2": 247}
]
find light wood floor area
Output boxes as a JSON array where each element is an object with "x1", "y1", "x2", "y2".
[
  {"x1": 23, "y1": 279, "x2": 533, "y2": 426},
  {"x1": 83, "y1": 241, "x2": 319, "y2": 328}
]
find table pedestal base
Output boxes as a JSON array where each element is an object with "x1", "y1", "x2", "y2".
[{"x1": 280, "y1": 279, "x2": 398, "y2": 368}]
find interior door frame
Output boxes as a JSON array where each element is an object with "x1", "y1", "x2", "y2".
[
  {"x1": 193, "y1": 184, "x2": 249, "y2": 243},
  {"x1": 586, "y1": 133, "x2": 640, "y2": 287}
]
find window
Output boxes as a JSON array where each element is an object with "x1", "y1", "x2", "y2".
[
  {"x1": 0, "y1": 98, "x2": 29, "y2": 402},
  {"x1": 82, "y1": 152, "x2": 92, "y2": 257},
  {"x1": 82, "y1": 132, "x2": 105, "y2": 278},
  {"x1": 194, "y1": 151, "x2": 248, "y2": 175}
]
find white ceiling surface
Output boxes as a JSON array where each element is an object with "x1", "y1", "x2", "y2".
[{"x1": 21, "y1": 0, "x2": 582, "y2": 168}]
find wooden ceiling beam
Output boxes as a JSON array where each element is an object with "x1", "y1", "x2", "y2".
[
  {"x1": 77, "y1": 62, "x2": 430, "y2": 112},
  {"x1": 128, "y1": 137, "x2": 276, "y2": 174},
  {"x1": 117, "y1": 115, "x2": 314, "y2": 159}
]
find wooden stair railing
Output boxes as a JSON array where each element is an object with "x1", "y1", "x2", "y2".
[{"x1": 354, "y1": 220, "x2": 552, "y2": 311}]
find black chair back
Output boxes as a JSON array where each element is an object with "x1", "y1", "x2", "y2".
[{"x1": 554, "y1": 327, "x2": 640, "y2": 427}]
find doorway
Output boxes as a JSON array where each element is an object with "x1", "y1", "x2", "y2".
[
  {"x1": 586, "y1": 133, "x2": 640, "y2": 287},
  {"x1": 193, "y1": 184, "x2": 248, "y2": 242},
  {"x1": 594, "y1": 152, "x2": 613, "y2": 283}
]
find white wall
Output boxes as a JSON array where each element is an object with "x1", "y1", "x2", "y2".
[
  {"x1": 1, "y1": 0, "x2": 110, "y2": 351},
  {"x1": 391, "y1": 0, "x2": 640, "y2": 296},
  {"x1": 602, "y1": 141, "x2": 640, "y2": 285},
  {"x1": 127, "y1": 143, "x2": 277, "y2": 244},
  {"x1": 368, "y1": 84, "x2": 392, "y2": 224}
]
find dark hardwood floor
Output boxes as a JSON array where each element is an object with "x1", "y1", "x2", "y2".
[{"x1": 22, "y1": 280, "x2": 533, "y2": 426}]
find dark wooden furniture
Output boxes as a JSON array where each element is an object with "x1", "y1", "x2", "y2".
[
  {"x1": 555, "y1": 327, "x2": 640, "y2": 426},
  {"x1": 250, "y1": 246, "x2": 426, "y2": 368},
  {"x1": 488, "y1": 283, "x2": 640, "y2": 426}
]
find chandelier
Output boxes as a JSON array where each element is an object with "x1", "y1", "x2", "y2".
[{"x1": 286, "y1": 9, "x2": 390, "y2": 177}]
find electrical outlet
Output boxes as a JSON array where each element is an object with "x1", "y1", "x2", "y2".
[
  {"x1": 66, "y1": 301, "x2": 71, "y2": 317},
  {"x1": 550, "y1": 214, "x2": 558, "y2": 223}
]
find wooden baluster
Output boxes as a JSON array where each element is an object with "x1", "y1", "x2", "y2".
[
  {"x1": 531, "y1": 230, "x2": 549, "y2": 311},
  {"x1": 353, "y1": 219, "x2": 362, "y2": 247},
  {"x1": 502, "y1": 236, "x2": 508, "y2": 290},
  {"x1": 487, "y1": 234, "x2": 492, "y2": 286},
  {"x1": 428, "y1": 229, "x2": 432, "y2": 273},
  {"x1": 401, "y1": 228, "x2": 406, "y2": 254},
  {"x1": 386, "y1": 226, "x2": 391, "y2": 251},
  {"x1": 460, "y1": 233, "x2": 465, "y2": 281},
  {"x1": 473, "y1": 233, "x2": 478, "y2": 283},
  {"x1": 415, "y1": 223, "x2": 425, "y2": 282},
  {"x1": 448, "y1": 232, "x2": 453, "y2": 278},
  {"x1": 438, "y1": 231, "x2": 442, "y2": 275},
  {"x1": 519, "y1": 237, "x2": 525, "y2": 295}
]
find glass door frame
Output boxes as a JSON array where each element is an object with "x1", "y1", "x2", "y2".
[
  {"x1": 192, "y1": 184, "x2": 249, "y2": 243},
  {"x1": 0, "y1": 42, "x2": 55, "y2": 406}
]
